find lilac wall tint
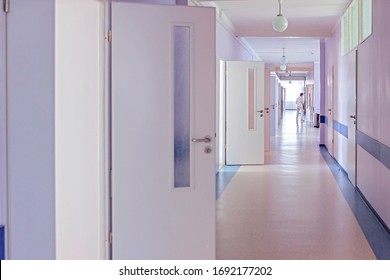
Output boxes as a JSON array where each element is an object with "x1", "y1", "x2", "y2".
[
  {"x1": 6, "y1": 0, "x2": 56, "y2": 259},
  {"x1": 1, "y1": 0, "x2": 187, "y2": 261},
  {"x1": 216, "y1": 22, "x2": 257, "y2": 61},
  {"x1": 356, "y1": 0, "x2": 390, "y2": 228},
  {"x1": 323, "y1": 0, "x2": 390, "y2": 229},
  {"x1": 1, "y1": 0, "x2": 254, "y2": 260},
  {"x1": 0, "y1": 5, "x2": 6, "y2": 227}
]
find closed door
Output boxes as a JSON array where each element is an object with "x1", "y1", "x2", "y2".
[
  {"x1": 226, "y1": 61, "x2": 265, "y2": 165},
  {"x1": 327, "y1": 66, "x2": 335, "y2": 156},
  {"x1": 111, "y1": 3, "x2": 216, "y2": 259},
  {"x1": 347, "y1": 50, "x2": 357, "y2": 186}
]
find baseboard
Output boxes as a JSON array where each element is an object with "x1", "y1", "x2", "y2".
[
  {"x1": 0, "y1": 225, "x2": 4, "y2": 260},
  {"x1": 356, "y1": 187, "x2": 390, "y2": 235}
]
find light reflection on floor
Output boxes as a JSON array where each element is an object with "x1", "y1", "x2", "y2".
[{"x1": 216, "y1": 111, "x2": 377, "y2": 260}]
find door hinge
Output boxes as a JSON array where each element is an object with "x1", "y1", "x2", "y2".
[
  {"x1": 3, "y1": 0, "x2": 9, "y2": 13},
  {"x1": 108, "y1": 30, "x2": 112, "y2": 43},
  {"x1": 109, "y1": 231, "x2": 113, "y2": 244}
]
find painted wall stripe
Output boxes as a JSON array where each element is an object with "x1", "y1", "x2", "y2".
[
  {"x1": 357, "y1": 130, "x2": 390, "y2": 169},
  {"x1": 216, "y1": 165, "x2": 240, "y2": 199},
  {"x1": 333, "y1": 120, "x2": 348, "y2": 139},
  {"x1": 320, "y1": 147, "x2": 390, "y2": 259}
]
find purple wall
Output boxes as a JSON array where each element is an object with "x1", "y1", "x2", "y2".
[
  {"x1": 117, "y1": 0, "x2": 176, "y2": 4},
  {"x1": 324, "y1": 0, "x2": 390, "y2": 229},
  {"x1": 7, "y1": 0, "x2": 55, "y2": 259},
  {"x1": 356, "y1": 0, "x2": 390, "y2": 228},
  {"x1": 216, "y1": 22, "x2": 256, "y2": 61},
  {"x1": 0, "y1": 4, "x2": 5, "y2": 227}
]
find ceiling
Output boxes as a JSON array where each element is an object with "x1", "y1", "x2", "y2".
[{"x1": 194, "y1": 0, "x2": 352, "y2": 78}]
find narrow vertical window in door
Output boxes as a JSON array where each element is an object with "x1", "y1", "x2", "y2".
[
  {"x1": 350, "y1": 0, "x2": 359, "y2": 49},
  {"x1": 173, "y1": 25, "x2": 191, "y2": 188},
  {"x1": 361, "y1": 0, "x2": 372, "y2": 41},
  {"x1": 248, "y1": 68, "x2": 255, "y2": 130}
]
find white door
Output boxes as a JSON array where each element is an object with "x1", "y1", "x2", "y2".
[
  {"x1": 347, "y1": 50, "x2": 357, "y2": 186},
  {"x1": 226, "y1": 61, "x2": 265, "y2": 165},
  {"x1": 111, "y1": 3, "x2": 216, "y2": 259},
  {"x1": 327, "y1": 66, "x2": 335, "y2": 156},
  {"x1": 270, "y1": 74, "x2": 276, "y2": 137},
  {"x1": 264, "y1": 68, "x2": 271, "y2": 152}
]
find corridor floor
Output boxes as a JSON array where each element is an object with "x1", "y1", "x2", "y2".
[{"x1": 216, "y1": 111, "x2": 377, "y2": 259}]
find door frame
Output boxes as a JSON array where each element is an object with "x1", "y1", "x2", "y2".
[
  {"x1": 217, "y1": 60, "x2": 226, "y2": 170},
  {"x1": 55, "y1": 0, "x2": 109, "y2": 259}
]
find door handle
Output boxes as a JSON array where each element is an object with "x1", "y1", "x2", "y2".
[
  {"x1": 257, "y1": 110, "x2": 264, "y2": 113},
  {"x1": 192, "y1": 136, "x2": 211, "y2": 143},
  {"x1": 349, "y1": 115, "x2": 356, "y2": 119}
]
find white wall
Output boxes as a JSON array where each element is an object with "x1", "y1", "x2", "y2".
[
  {"x1": 314, "y1": 61, "x2": 321, "y2": 114},
  {"x1": 217, "y1": 60, "x2": 226, "y2": 169},
  {"x1": 6, "y1": 0, "x2": 56, "y2": 259},
  {"x1": 55, "y1": 0, "x2": 108, "y2": 260}
]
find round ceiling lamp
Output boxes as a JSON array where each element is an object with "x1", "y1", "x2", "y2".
[
  {"x1": 280, "y1": 48, "x2": 288, "y2": 64},
  {"x1": 272, "y1": 0, "x2": 288, "y2": 32},
  {"x1": 279, "y1": 48, "x2": 287, "y2": 71}
]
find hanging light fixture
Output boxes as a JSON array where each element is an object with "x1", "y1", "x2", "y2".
[
  {"x1": 272, "y1": 0, "x2": 288, "y2": 32},
  {"x1": 279, "y1": 47, "x2": 288, "y2": 71},
  {"x1": 280, "y1": 47, "x2": 288, "y2": 65}
]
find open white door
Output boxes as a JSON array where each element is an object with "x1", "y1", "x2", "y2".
[
  {"x1": 264, "y1": 68, "x2": 271, "y2": 152},
  {"x1": 226, "y1": 61, "x2": 265, "y2": 165},
  {"x1": 111, "y1": 3, "x2": 216, "y2": 259},
  {"x1": 347, "y1": 50, "x2": 357, "y2": 186},
  {"x1": 270, "y1": 74, "x2": 277, "y2": 137}
]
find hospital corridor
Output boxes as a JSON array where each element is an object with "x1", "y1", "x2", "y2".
[{"x1": 216, "y1": 111, "x2": 390, "y2": 259}]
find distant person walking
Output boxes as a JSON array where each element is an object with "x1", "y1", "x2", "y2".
[{"x1": 296, "y1": 93, "x2": 305, "y2": 123}]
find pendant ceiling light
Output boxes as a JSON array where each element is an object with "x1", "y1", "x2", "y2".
[
  {"x1": 280, "y1": 47, "x2": 288, "y2": 65},
  {"x1": 272, "y1": 0, "x2": 288, "y2": 32},
  {"x1": 279, "y1": 47, "x2": 288, "y2": 71}
]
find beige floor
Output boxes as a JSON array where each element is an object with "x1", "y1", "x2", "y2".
[{"x1": 217, "y1": 111, "x2": 376, "y2": 259}]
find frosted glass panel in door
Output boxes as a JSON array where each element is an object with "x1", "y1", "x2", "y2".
[{"x1": 173, "y1": 26, "x2": 191, "y2": 188}]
